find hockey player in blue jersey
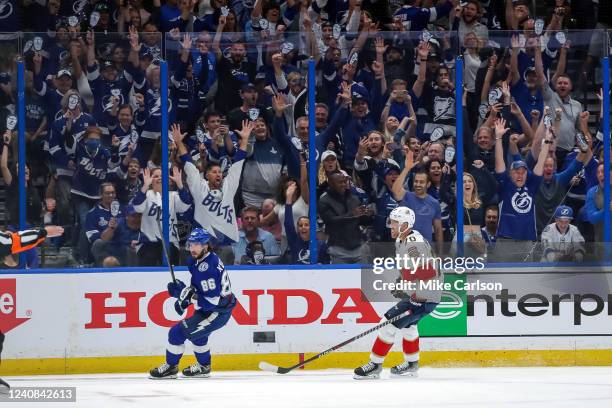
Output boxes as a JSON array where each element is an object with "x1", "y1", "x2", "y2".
[{"x1": 149, "y1": 228, "x2": 236, "y2": 379}]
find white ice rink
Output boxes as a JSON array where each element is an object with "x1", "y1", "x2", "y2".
[{"x1": 2, "y1": 367, "x2": 612, "y2": 407}]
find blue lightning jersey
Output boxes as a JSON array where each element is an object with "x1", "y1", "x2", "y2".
[
  {"x1": 85, "y1": 204, "x2": 124, "y2": 244},
  {"x1": 33, "y1": 74, "x2": 67, "y2": 124},
  {"x1": 48, "y1": 112, "x2": 97, "y2": 178},
  {"x1": 495, "y1": 171, "x2": 542, "y2": 241},
  {"x1": 393, "y1": 1, "x2": 452, "y2": 32},
  {"x1": 127, "y1": 62, "x2": 175, "y2": 140},
  {"x1": 70, "y1": 142, "x2": 118, "y2": 200},
  {"x1": 86, "y1": 64, "x2": 132, "y2": 134},
  {"x1": 188, "y1": 252, "x2": 234, "y2": 312}
]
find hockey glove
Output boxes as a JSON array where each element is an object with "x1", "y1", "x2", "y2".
[
  {"x1": 167, "y1": 280, "x2": 186, "y2": 298},
  {"x1": 174, "y1": 299, "x2": 188, "y2": 315},
  {"x1": 174, "y1": 286, "x2": 196, "y2": 315}
]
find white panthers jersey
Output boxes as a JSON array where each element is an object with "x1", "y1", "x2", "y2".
[
  {"x1": 132, "y1": 190, "x2": 191, "y2": 247},
  {"x1": 183, "y1": 159, "x2": 244, "y2": 243},
  {"x1": 396, "y1": 229, "x2": 433, "y2": 258},
  {"x1": 396, "y1": 229, "x2": 442, "y2": 303},
  {"x1": 540, "y1": 223, "x2": 585, "y2": 261}
]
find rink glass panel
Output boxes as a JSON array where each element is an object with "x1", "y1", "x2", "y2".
[{"x1": 1, "y1": 29, "x2": 610, "y2": 269}]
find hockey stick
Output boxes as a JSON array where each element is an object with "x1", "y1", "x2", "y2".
[
  {"x1": 155, "y1": 217, "x2": 177, "y2": 284},
  {"x1": 259, "y1": 310, "x2": 411, "y2": 374}
]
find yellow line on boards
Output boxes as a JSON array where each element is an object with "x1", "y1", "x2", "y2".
[{"x1": 2, "y1": 350, "x2": 612, "y2": 376}]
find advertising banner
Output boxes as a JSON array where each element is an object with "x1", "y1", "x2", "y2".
[{"x1": 1, "y1": 268, "x2": 611, "y2": 361}]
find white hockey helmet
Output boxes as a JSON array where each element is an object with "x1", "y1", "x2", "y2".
[{"x1": 389, "y1": 206, "x2": 415, "y2": 229}]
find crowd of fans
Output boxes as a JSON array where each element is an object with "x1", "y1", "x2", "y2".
[{"x1": 0, "y1": 0, "x2": 610, "y2": 268}]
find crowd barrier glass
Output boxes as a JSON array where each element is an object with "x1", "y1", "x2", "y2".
[
  {"x1": 20, "y1": 31, "x2": 162, "y2": 268},
  {"x1": 0, "y1": 35, "x2": 22, "y2": 268},
  {"x1": 464, "y1": 30, "x2": 610, "y2": 265},
  {"x1": 163, "y1": 27, "x2": 313, "y2": 267},
  {"x1": 0, "y1": 29, "x2": 610, "y2": 270}
]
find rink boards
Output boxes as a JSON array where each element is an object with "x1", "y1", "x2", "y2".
[{"x1": 1, "y1": 266, "x2": 612, "y2": 375}]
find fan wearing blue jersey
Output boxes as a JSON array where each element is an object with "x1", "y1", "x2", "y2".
[
  {"x1": 32, "y1": 52, "x2": 74, "y2": 125},
  {"x1": 493, "y1": 117, "x2": 551, "y2": 256},
  {"x1": 84, "y1": 30, "x2": 132, "y2": 138},
  {"x1": 393, "y1": 0, "x2": 453, "y2": 32},
  {"x1": 149, "y1": 228, "x2": 236, "y2": 379}
]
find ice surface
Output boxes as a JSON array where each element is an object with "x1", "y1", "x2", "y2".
[{"x1": 3, "y1": 367, "x2": 612, "y2": 407}]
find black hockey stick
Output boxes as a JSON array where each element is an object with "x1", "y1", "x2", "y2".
[
  {"x1": 155, "y1": 217, "x2": 177, "y2": 284},
  {"x1": 258, "y1": 310, "x2": 411, "y2": 374}
]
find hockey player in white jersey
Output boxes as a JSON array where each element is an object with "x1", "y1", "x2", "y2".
[
  {"x1": 540, "y1": 205, "x2": 585, "y2": 262},
  {"x1": 172, "y1": 121, "x2": 252, "y2": 243},
  {"x1": 354, "y1": 207, "x2": 441, "y2": 379},
  {"x1": 132, "y1": 166, "x2": 192, "y2": 264}
]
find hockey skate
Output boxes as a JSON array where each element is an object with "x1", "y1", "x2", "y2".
[
  {"x1": 353, "y1": 361, "x2": 382, "y2": 380},
  {"x1": 182, "y1": 363, "x2": 211, "y2": 378},
  {"x1": 0, "y1": 377, "x2": 9, "y2": 394},
  {"x1": 390, "y1": 361, "x2": 418, "y2": 377},
  {"x1": 149, "y1": 363, "x2": 178, "y2": 379}
]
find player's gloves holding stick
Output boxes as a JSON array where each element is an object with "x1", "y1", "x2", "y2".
[
  {"x1": 167, "y1": 279, "x2": 186, "y2": 298},
  {"x1": 174, "y1": 285, "x2": 196, "y2": 315}
]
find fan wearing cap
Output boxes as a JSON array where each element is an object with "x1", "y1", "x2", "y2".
[
  {"x1": 227, "y1": 82, "x2": 273, "y2": 132},
  {"x1": 540, "y1": 206, "x2": 585, "y2": 262},
  {"x1": 315, "y1": 150, "x2": 341, "y2": 198},
  {"x1": 32, "y1": 49, "x2": 74, "y2": 125},
  {"x1": 493, "y1": 117, "x2": 550, "y2": 245},
  {"x1": 92, "y1": 2, "x2": 116, "y2": 31},
  {"x1": 319, "y1": 78, "x2": 383, "y2": 170},
  {"x1": 393, "y1": 0, "x2": 452, "y2": 32},
  {"x1": 507, "y1": 36, "x2": 543, "y2": 124},
  {"x1": 114, "y1": 204, "x2": 142, "y2": 266},
  {"x1": 83, "y1": 30, "x2": 132, "y2": 138},
  {"x1": 212, "y1": 14, "x2": 257, "y2": 114}
]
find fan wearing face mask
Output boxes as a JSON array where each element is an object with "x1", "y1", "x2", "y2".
[
  {"x1": 70, "y1": 126, "x2": 120, "y2": 263},
  {"x1": 240, "y1": 240, "x2": 269, "y2": 265}
]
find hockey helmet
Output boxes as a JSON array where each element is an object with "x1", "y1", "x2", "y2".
[
  {"x1": 187, "y1": 228, "x2": 212, "y2": 245},
  {"x1": 389, "y1": 206, "x2": 415, "y2": 229}
]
